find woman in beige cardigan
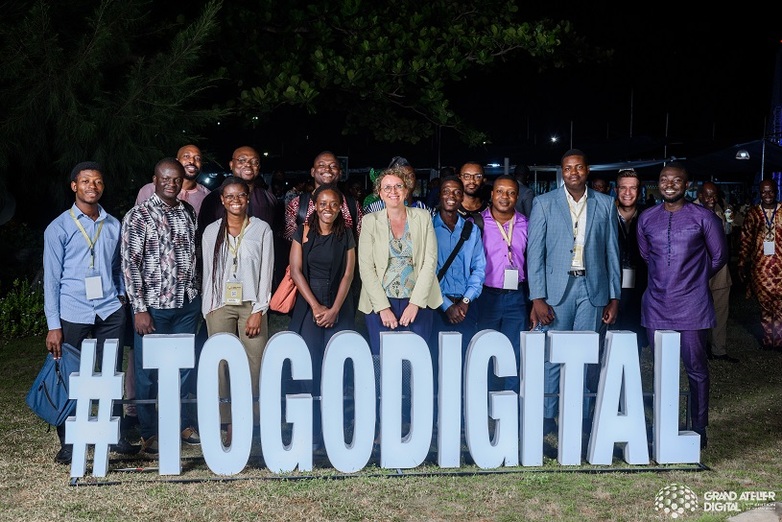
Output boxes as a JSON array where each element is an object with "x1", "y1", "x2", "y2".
[{"x1": 357, "y1": 166, "x2": 443, "y2": 355}]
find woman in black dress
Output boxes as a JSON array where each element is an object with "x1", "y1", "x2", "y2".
[{"x1": 288, "y1": 183, "x2": 356, "y2": 449}]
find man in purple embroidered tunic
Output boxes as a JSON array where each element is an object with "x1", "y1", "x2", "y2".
[{"x1": 637, "y1": 162, "x2": 727, "y2": 449}]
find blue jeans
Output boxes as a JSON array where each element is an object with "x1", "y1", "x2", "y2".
[
  {"x1": 476, "y1": 286, "x2": 528, "y2": 390},
  {"x1": 133, "y1": 296, "x2": 201, "y2": 440}
]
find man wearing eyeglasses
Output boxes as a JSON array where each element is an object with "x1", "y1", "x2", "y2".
[
  {"x1": 198, "y1": 145, "x2": 279, "y2": 234},
  {"x1": 197, "y1": 146, "x2": 280, "y2": 293},
  {"x1": 122, "y1": 158, "x2": 202, "y2": 454},
  {"x1": 457, "y1": 161, "x2": 489, "y2": 231}
]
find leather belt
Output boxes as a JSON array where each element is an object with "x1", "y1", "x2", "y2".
[
  {"x1": 482, "y1": 284, "x2": 522, "y2": 295},
  {"x1": 568, "y1": 269, "x2": 586, "y2": 277}
]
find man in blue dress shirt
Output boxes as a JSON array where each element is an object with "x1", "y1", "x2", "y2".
[
  {"x1": 430, "y1": 176, "x2": 486, "y2": 371},
  {"x1": 43, "y1": 161, "x2": 137, "y2": 464}
]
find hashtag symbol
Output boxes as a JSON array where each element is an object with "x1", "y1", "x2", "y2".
[{"x1": 65, "y1": 338, "x2": 123, "y2": 478}]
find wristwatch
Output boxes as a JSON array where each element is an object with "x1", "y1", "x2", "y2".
[{"x1": 462, "y1": 296, "x2": 471, "y2": 305}]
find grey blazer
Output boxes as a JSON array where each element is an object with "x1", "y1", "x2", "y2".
[{"x1": 526, "y1": 186, "x2": 621, "y2": 307}]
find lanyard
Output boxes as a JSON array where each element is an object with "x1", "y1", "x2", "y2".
[
  {"x1": 226, "y1": 217, "x2": 249, "y2": 278},
  {"x1": 69, "y1": 209, "x2": 104, "y2": 269},
  {"x1": 567, "y1": 196, "x2": 586, "y2": 241},
  {"x1": 763, "y1": 203, "x2": 778, "y2": 240},
  {"x1": 495, "y1": 216, "x2": 515, "y2": 265}
]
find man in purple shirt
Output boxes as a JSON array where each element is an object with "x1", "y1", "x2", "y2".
[
  {"x1": 477, "y1": 175, "x2": 528, "y2": 389},
  {"x1": 637, "y1": 162, "x2": 727, "y2": 449}
]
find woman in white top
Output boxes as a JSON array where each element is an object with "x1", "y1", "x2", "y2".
[{"x1": 202, "y1": 177, "x2": 274, "y2": 445}]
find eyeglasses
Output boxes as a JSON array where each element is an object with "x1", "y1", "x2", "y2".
[
  {"x1": 223, "y1": 193, "x2": 248, "y2": 202},
  {"x1": 233, "y1": 157, "x2": 260, "y2": 167},
  {"x1": 381, "y1": 183, "x2": 405, "y2": 194},
  {"x1": 460, "y1": 173, "x2": 484, "y2": 181}
]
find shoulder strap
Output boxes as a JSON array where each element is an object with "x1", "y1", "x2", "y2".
[
  {"x1": 471, "y1": 211, "x2": 484, "y2": 233},
  {"x1": 296, "y1": 192, "x2": 311, "y2": 227},
  {"x1": 346, "y1": 195, "x2": 358, "y2": 229},
  {"x1": 437, "y1": 220, "x2": 473, "y2": 281}
]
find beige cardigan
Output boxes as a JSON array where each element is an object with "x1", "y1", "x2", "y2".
[{"x1": 357, "y1": 207, "x2": 443, "y2": 313}]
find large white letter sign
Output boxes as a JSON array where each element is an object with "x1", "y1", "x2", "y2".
[
  {"x1": 654, "y1": 330, "x2": 700, "y2": 463},
  {"x1": 436, "y1": 332, "x2": 463, "y2": 468},
  {"x1": 379, "y1": 332, "x2": 434, "y2": 469},
  {"x1": 198, "y1": 333, "x2": 253, "y2": 475},
  {"x1": 519, "y1": 331, "x2": 546, "y2": 466},
  {"x1": 66, "y1": 339, "x2": 122, "y2": 478},
  {"x1": 321, "y1": 331, "x2": 375, "y2": 473},
  {"x1": 142, "y1": 334, "x2": 195, "y2": 475},
  {"x1": 587, "y1": 331, "x2": 649, "y2": 465},
  {"x1": 549, "y1": 330, "x2": 598, "y2": 465},
  {"x1": 464, "y1": 329, "x2": 519, "y2": 468},
  {"x1": 259, "y1": 332, "x2": 313, "y2": 472}
]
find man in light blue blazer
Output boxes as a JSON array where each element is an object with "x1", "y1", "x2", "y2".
[{"x1": 526, "y1": 149, "x2": 621, "y2": 437}]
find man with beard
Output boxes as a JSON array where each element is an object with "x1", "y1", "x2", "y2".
[
  {"x1": 198, "y1": 145, "x2": 278, "y2": 232},
  {"x1": 637, "y1": 162, "x2": 727, "y2": 449},
  {"x1": 285, "y1": 150, "x2": 361, "y2": 241},
  {"x1": 135, "y1": 144, "x2": 210, "y2": 216},
  {"x1": 457, "y1": 161, "x2": 489, "y2": 231},
  {"x1": 198, "y1": 148, "x2": 280, "y2": 274},
  {"x1": 611, "y1": 168, "x2": 648, "y2": 351}
]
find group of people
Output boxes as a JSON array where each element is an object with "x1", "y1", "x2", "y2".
[{"x1": 43, "y1": 141, "x2": 780, "y2": 466}]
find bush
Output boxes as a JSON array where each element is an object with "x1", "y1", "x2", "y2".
[{"x1": 0, "y1": 278, "x2": 47, "y2": 341}]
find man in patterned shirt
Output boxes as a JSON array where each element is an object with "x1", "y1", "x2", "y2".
[{"x1": 121, "y1": 157, "x2": 202, "y2": 454}]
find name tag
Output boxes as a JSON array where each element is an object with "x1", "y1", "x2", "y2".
[
  {"x1": 503, "y1": 268, "x2": 519, "y2": 290},
  {"x1": 225, "y1": 281, "x2": 243, "y2": 305},
  {"x1": 764, "y1": 241, "x2": 775, "y2": 256},
  {"x1": 85, "y1": 275, "x2": 103, "y2": 300},
  {"x1": 621, "y1": 268, "x2": 636, "y2": 289}
]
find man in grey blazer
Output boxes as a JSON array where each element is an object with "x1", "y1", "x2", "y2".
[{"x1": 526, "y1": 149, "x2": 621, "y2": 437}]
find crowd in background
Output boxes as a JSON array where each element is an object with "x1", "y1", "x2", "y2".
[{"x1": 42, "y1": 142, "x2": 782, "y2": 466}]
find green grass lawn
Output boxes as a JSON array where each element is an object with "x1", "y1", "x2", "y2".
[{"x1": 1, "y1": 289, "x2": 780, "y2": 521}]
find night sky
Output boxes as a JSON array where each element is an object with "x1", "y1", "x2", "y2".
[{"x1": 204, "y1": 7, "x2": 782, "y2": 173}]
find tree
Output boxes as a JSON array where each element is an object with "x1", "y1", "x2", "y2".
[
  {"x1": 0, "y1": 0, "x2": 227, "y2": 224},
  {"x1": 214, "y1": 0, "x2": 606, "y2": 147}
]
